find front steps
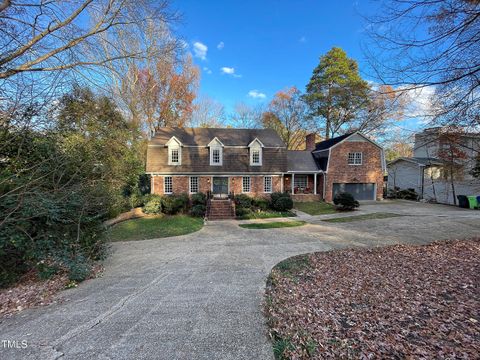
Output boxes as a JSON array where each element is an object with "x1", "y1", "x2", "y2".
[{"x1": 207, "y1": 199, "x2": 235, "y2": 220}]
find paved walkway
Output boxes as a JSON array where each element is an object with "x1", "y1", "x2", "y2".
[{"x1": 1, "y1": 202, "x2": 478, "y2": 359}]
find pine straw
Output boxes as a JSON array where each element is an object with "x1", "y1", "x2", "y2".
[
  {"x1": 265, "y1": 239, "x2": 480, "y2": 359},
  {"x1": 0, "y1": 265, "x2": 103, "y2": 318}
]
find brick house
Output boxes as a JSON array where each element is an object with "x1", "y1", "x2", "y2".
[{"x1": 146, "y1": 128, "x2": 385, "y2": 203}]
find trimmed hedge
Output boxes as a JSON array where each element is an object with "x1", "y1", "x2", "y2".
[{"x1": 333, "y1": 192, "x2": 359, "y2": 211}]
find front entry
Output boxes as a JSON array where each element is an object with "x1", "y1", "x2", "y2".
[{"x1": 212, "y1": 177, "x2": 228, "y2": 197}]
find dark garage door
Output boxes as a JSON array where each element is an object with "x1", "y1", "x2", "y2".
[{"x1": 332, "y1": 183, "x2": 376, "y2": 201}]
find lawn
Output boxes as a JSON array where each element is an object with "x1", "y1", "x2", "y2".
[
  {"x1": 107, "y1": 215, "x2": 203, "y2": 241},
  {"x1": 236, "y1": 210, "x2": 296, "y2": 220},
  {"x1": 294, "y1": 201, "x2": 336, "y2": 215},
  {"x1": 265, "y1": 239, "x2": 480, "y2": 359},
  {"x1": 322, "y1": 212, "x2": 403, "y2": 223},
  {"x1": 239, "y1": 221, "x2": 306, "y2": 229}
]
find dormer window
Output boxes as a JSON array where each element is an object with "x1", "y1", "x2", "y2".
[
  {"x1": 249, "y1": 138, "x2": 263, "y2": 166},
  {"x1": 166, "y1": 136, "x2": 182, "y2": 166},
  {"x1": 208, "y1": 137, "x2": 224, "y2": 166}
]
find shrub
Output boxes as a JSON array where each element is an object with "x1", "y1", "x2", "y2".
[
  {"x1": 333, "y1": 192, "x2": 359, "y2": 211},
  {"x1": 272, "y1": 196, "x2": 294, "y2": 211},
  {"x1": 161, "y1": 195, "x2": 186, "y2": 215},
  {"x1": 143, "y1": 195, "x2": 162, "y2": 214},
  {"x1": 191, "y1": 192, "x2": 207, "y2": 206},
  {"x1": 235, "y1": 207, "x2": 251, "y2": 217},
  {"x1": 387, "y1": 187, "x2": 419, "y2": 201},
  {"x1": 190, "y1": 204, "x2": 206, "y2": 217},
  {"x1": 252, "y1": 197, "x2": 269, "y2": 211},
  {"x1": 270, "y1": 192, "x2": 289, "y2": 205},
  {"x1": 176, "y1": 192, "x2": 190, "y2": 212},
  {"x1": 235, "y1": 194, "x2": 253, "y2": 209}
]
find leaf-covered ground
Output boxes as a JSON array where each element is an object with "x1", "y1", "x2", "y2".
[{"x1": 265, "y1": 239, "x2": 480, "y2": 359}]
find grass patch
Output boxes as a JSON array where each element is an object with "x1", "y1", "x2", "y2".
[
  {"x1": 107, "y1": 215, "x2": 203, "y2": 241},
  {"x1": 274, "y1": 254, "x2": 311, "y2": 275},
  {"x1": 322, "y1": 212, "x2": 403, "y2": 223},
  {"x1": 236, "y1": 210, "x2": 296, "y2": 220},
  {"x1": 294, "y1": 201, "x2": 336, "y2": 215},
  {"x1": 239, "y1": 221, "x2": 306, "y2": 229}
]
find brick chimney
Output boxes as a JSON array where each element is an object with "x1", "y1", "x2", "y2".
[{"x1": 305, "y1": 133, "x2": 316, "y2": 151}]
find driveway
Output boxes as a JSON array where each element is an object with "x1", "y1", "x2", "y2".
[{"x1": 1, "y1": 201, "x2": 479, "y2": 360}]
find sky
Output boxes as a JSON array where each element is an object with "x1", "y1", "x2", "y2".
[
  {"x1": 172, "y1": 1, "x2": 376, "y2": 109},
  {"x1": 171, "y1": 0, "x2": 429, "y2": 133}
]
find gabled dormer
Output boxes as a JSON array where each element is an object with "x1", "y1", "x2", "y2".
[
  {"x1": 208, "y1": 137, "x2": 224, "y2": 166},
  {"x1": 248, "y1": 138, "x2": 264, "y2": 166},
  {"x1": 166, "y1": 136, "x2": 182, "y2": 166}
]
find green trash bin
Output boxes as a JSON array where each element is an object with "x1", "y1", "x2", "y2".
[{"x1": 467, "y1": 196, "x2": 478, "y2": 209}]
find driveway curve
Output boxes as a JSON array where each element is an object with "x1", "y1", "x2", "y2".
[{"x1": 1, "y1": 202, "x2": 479, "y2": 360}]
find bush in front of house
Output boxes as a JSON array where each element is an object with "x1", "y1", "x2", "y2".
[
  {"x1": 388, "y1": 187, "x2": 419, "y2": 201},
  {"x1": 270, "y1": 192, "x2": 294, "y2": 211},
  {"x1": 235, "y1": 194, "x2": 253, "y2": 209},
  {"x1": 142, "y1": 195, "x2": 163, "y2": 214},
  {"x1": 190, "y1": 204, "x2": 206, "y2": 217},
  {"x1": 161, "y1": 194, "x2": 189, "y2": 215},
  {"x1": 235, "y1": 207, "x2": 251, "y2": 217},
  {"x1": 252, "y1": 197, "x2": 269, "y2": 211},
  {"x1": 191, "y1": 192, "x2": 207, "y2": 206},
  {"x1": 333, "y1": 192, "x2": 359, "y2": 211}
]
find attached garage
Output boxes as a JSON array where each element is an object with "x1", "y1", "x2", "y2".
[{"x1": 332, "y1": 183, "x2": 376, "y2": 201}]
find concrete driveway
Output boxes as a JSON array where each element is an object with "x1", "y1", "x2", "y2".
[{"x1": 1, "y1": 201, "x2": 479, "y2": 360}]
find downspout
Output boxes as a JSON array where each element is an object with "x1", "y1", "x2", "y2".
[
  {"x1": 322, "y1": 172, "x2": 326, "y2": 201},
  {"x1": 420, "y1": 166, "x2": 425, "y2": 200}
]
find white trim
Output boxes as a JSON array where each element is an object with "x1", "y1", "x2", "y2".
[
  {"x1": 146, "y1": 172, "x2": 285, "y2": 176},
  {"x1": 242, "y1": 176, "x2": 251, "y2": 193},
  {"x1": 164, "y1": 176, "x2": 173, "y2": 194},
  {"x1": 165, "y1": 136, "x2": 183, "y2": 147},
  {"x1": 210, "y1": 146, "x2": 223, "y2": 166},
  {"x1": 348, "y1": 152, "x2": 363, "y2": 165},
  {"x1": 314, "y1": 173, "x2": 317, "y2": 195},
  {"x1": 264, "y1": 176, "x2": 272, "y2": 193},
  {"x1": 148, "y1": 144, "x2": 285, "y2": 149},
  {"x1": 189, "y1": 176, "x2": 199, "y2": 194},
  {"x1": 250, "y1": 147, "x2": 262, "y2": 166},
  {"x1": 248, "y1": 138, "x2": 265, "y2": 148},
  {"x1": 207, "y1": 137, "x2": 225, "y2": 147}
]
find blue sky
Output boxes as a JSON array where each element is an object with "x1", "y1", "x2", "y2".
[{"x1": 173, "y1": 0, "x2": 377, "y2": 112}]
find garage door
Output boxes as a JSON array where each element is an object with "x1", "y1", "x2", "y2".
[{"x1": 332, "y1": 183, "x2": 376, "y2": 201}]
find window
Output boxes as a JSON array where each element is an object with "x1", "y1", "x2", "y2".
[
  {"x1": 348, "y1": 152, "x2": 362, "y2": 165},
  {"x1": 210, "y1": 147, "x2": 222, "y2": 165},
  {"x1": 168, "y1": 147, "x2": 181, "y2": 165},
  {"x1": 164, "y1": 176, "x2": 173, "y2": 194},
  {"x1": 264, "y1": 176, "x2": 272, "y2": 193},
  {"x1": 242, "y1": 176, "x2": 251, "y2": 193},
  {"x1": 189, "y1": 176, "x2": 199, "y2": 193},
  {"x1": 293, "y1": 175, "x2": 307, "y2": 189},
  {"x1": 250, "y1": 147, "x2": 262, "y2": 166}
]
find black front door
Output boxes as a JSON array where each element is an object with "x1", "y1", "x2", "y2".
[{"x1": 212, "y1": 177, "x2": 228, "y2": 196}]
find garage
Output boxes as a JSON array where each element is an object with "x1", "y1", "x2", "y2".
[{"x1": 333, "y1": 183, "x2": 376, "y2": 201}]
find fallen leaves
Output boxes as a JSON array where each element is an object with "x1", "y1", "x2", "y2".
[{"x1": 265, "y1": 239, "x2": 480, "y2": 359}]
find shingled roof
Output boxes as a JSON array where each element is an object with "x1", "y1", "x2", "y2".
[
  {"x1": 150, "y1": 128, "x2": 286, "y2": 147},
  {"x1": 287, "y1": 151, "x2": 320, "y2": 172},
  {"x1": 313, "y1": 133, "x2": 353, "y2": 151}
]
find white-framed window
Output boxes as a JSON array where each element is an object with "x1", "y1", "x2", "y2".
[
  {"x1": 164, "y1": 176, "x2": 173, "y2": 194},
  {"x1": 294, "y1": 175, "x2": 308, "y2": 189},
  {"x1": 242, "y1": 176, "x2": 251, "y2": 193},
  {"x1": 210, "y1": 147, "x2": 223, "y2": 166},
  {"x1": 168, "y1": 147, "x2": 181, "y2": 165},
  {"x1": 348, "y1": 152, "x2": 362, "y2": 165},
  {"x1": 189, "y1": 176, "x2": 199, "y2": 193},
  {"x1": 250, "y1": 147, "x2": 262, "y2": 166},
  {"x1": 264, "y1": 176, "x2": 272, "y2": 193}
]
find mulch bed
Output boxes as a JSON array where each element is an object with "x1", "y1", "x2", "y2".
[
  {"x1": 0, "y1": 265, "x2": 103, "y2": 318},
  {"x1": 265, "y1": 239, "x2": 480, "y2": 359}
]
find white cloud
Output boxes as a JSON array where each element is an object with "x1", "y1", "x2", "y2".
[
  {"x1": 217, "y1": 41, "x2": 224, "y2": 50},
  {"x1": 193, "y1": 41, "x2": 208, "y2": 60},
  {"x1": 221, "y1": 67, "x2": 235, "y2": 74},
  {"x1": 203, "y1": 67, "x2": 212, "y2": 75},
  {"x1": 248, "y1": 90, "x2": 266, "y2": 99},
  {"x1": 401, "y1": 85, "x2": 437, "y2": 122}
]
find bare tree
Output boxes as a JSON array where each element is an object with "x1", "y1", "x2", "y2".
[
  {"x1": 364, "y1": 0, "x2": 480, "y2": 128},
  {"x1": 230, "y1": 103, "x2": 264, "y2": 129},
  {"x1": 190, "y1": 95, "x2": 226, "y2": 128}
]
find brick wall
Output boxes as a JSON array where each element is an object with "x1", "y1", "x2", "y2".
[
  {"x1": 325, "y1": 141, "x2": 384, "y2": 202},
  {"x1": 151, "y1": 175, "x2": 282, "y2": 196}
]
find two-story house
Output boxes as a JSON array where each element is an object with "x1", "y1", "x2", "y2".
[
  {"x1": 387, "y1": 127, "x2": 480, "y2": 204},
  {"x1": 146, "y1": 128, "x2": 385, "y2": 205}
]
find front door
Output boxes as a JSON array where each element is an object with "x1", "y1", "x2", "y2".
[{"x1": 212, "y1": 177, "x2": 228, "y2": 197}]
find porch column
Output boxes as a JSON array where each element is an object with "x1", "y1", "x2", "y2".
[
  {"x1": 314, "y1": 173, "x2": 317, "y2": 195},
  {"x1": 291, "y1": 173, "x2": 295, "y2": 194}
]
